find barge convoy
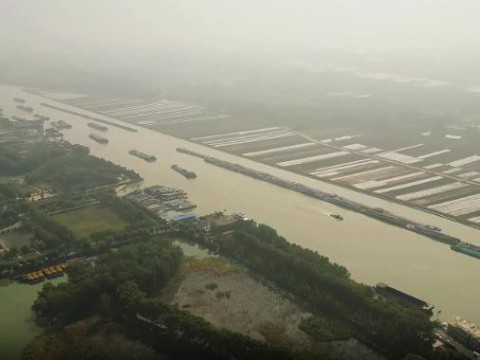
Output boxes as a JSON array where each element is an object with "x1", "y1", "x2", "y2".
[
  {"x1": 89, "y1": 133, "x2": 109, "y2": 144},
  {"x1": 129, "y1": 149, "x2": 157, "y2": 162},
  {"x1": 88, "y1": 122, "x2": 108, "y2": 131},
  {"x1": 171, "y1": 164, "x2": 197, "y2": 179},
  {"x1": 176, "y1": 147, "x2": 480, "y2": 259},
  {"x1": 451, "y1": 242, "x2": 480, "y2": 260}
]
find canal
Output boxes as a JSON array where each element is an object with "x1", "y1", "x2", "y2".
[{"x1": 1, "y1": 85, "x2": 479, "y2": 352}]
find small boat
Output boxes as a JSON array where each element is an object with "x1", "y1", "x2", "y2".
[{"x1": 330, "y1": 214, "x2": 343, "y2": 221}]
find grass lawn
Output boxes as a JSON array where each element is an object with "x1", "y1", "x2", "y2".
[{"x1": 53, "y1": 205, "x2": 126, "y2": 239}]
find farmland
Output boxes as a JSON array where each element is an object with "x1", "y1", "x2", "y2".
[
  {"x1": 184, "y1": 125, "x2": 480, "y2": 228},
  {"x1": 37, "y1": 90, "x2": 480, "y2": 229}
]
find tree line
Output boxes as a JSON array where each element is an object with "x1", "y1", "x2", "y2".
[
  {"x1": 202, "y1": 220, "x2": 436, "y2": 359},
  {"x1": 29, "y1": 238, "x2": 295, "y2": 360},
  {"x1": 0, "y1": 142, "x2": 140, "y2": 192}
]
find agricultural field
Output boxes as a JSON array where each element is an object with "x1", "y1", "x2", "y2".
[
  {"x1": 59, "y1": 95, "x2": 230, "y2": 131},
  {"x1": 53, "y1": 204, "x2": 126, "y2": 239},
  {"x1": 187, "y1": 125, "x2": 480, "y2": 227},
  {"x1": 39, "y1": 90, "x2": 480, "y2": 228}
]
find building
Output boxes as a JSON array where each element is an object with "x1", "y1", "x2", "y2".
[
  {"x1": 201, "y1": 213, "x2": 238, "y2": 232},
  {"x1": 448, "y1": 317, "x2": 480, "y2": 352},
  {"x1": 171, "y1": 212, "x2": 197, "y2": 222}
]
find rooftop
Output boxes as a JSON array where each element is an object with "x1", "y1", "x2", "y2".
[{"x1": 450, "y1": 317, "x2": 480, "y2": 340}]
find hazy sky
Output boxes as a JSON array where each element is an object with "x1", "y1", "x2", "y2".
[{"x1": 2, "y1": 1, "x2": 480, "y2": 59}]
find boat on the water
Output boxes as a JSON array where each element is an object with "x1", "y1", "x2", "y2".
[
  {"x1": 330, "y1": 214, "x2": 343, "y2": 221},
  {"x1": 129, "y1": 149, "x2": 157, "y2": 162},
  {"x1": 451, "y1": 242, "x2": 480, "y2": 260},
  {"x1": 17, "y1": 104, "x2": 33, "y2": 112},
  {"x1": 89, "y1": 133, "x2": 109, "y2": 144},
  {"x1": 51, "y1": 120, "x2": 72, "y2": 129},
  {"x1": 88, "y1": 122, "x2": 108, "y2": 131},
  {"x1": 34, "y1": 114, "x2": 50, "y2": 121},
  {"x1": 171, "y1": 164, "x2": 197, "y2": 179}
]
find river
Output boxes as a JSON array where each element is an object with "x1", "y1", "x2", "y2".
[{"x1": 1, "y1": 85, "x2": 479, "y2": 332}]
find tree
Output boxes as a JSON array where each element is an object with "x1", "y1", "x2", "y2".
[
  {"x1": 8, "y1": 246, "x2": 19, "y2": 258},
  {"x1": 402, "y1": 355, "x2": 427, "y2": 360},
  {"x1": 99, "y1": 293, "x2": 113, "y2": 318}
]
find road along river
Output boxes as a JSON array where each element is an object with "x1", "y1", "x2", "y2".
[{"x1": 1, "y1": 85, "x2": 479, "y2": 327}]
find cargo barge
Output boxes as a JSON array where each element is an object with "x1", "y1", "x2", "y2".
[
  {"x1": 34, "y1": 114, "x2": 50, "y2": 121},
  {"x1": 88, "y1": 122, "x2": 108, "y2": 131},
  {"x1": 129, "y1": 150, "x2": 156, "y2": 162},
  {"x1": 17, "y1": 104, "x2": 33, "y2": 112},
  {"x1": 171, "y1": 164, "x2": 197, "y2": 179},
  {"x1": 451, "y1": 242, "x2": 480, "y2": 260},
  {"x1": 374, "y1": 283, "x2": 434, "y2": 312},
  {"x1": 177, "y1": 147, "x2": 465, "y2": 250},
  {"x1": 51, "y1": 120, "x2": 72, "y2": 129},
  {"x1": 89, "y1": 133, "x2": 109, "y2": 144}
]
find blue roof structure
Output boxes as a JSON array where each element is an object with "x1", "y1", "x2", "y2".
[{"x1": 171, "y1": 212, "x2": 196, "y2": 222}]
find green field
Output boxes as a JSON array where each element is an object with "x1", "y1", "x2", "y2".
[{"x1": 53, "y1": 205, "x2": 126, "y2": 239}]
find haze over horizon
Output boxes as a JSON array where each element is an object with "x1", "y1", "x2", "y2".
[{"x1": 3, "y1": 0, "x2": 480, "y2": 66}]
